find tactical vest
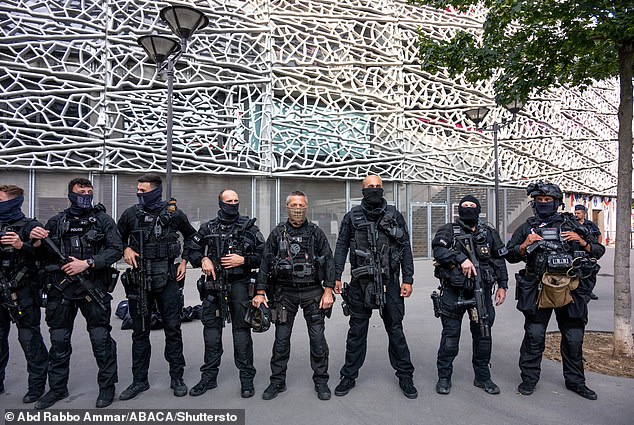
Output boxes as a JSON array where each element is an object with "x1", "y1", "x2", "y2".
[
  {"x1": 527, "y1": 220, "x2": 574, "y2": 275},
  {"x1": 349, "y1": 205, "x2": 403, "y2": 279},
  {"x1": 274, "y1": 222, "x2": 318, "y2": 286},
  {"x1": 56, "y1": 211, "x2": 103, "y2": 260},
  {"x1": 451, "y1": 224, "x2": 492, "y2": 262},
  {"x1": 204, "y1": 216, "x2": 256, "y2": 276},
  {"x1": 134, "y1": 204, "x2": 181, "y2": 261},
  {"x1": 0, "y1": 217, "x2": 30, "y2": 274}
]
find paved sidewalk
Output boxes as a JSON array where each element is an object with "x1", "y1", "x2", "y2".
[{"x1": 2, "y1": 248, "x2": 633, "y2": 425}]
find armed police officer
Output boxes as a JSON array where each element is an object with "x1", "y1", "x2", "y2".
[
  {"x1": 574, "y1": 204, "x2": 601, "y2": 300},
  {"x1": 252, "y1": 190, "x2": 335, "y2": 401},
  {"x1": 118, "y1": 173, "x2": 198, "y2": 400},
  {"x1": 333, "y1": 175, "x2": 417, "y2": 399},
  {"x1": 0, "y1": 185, "x2": 48, "y2": 403},
  {"x1": 188, "y1": 189, "x2": 264, "y2": 398},
  {"x1": 431, "y1": 195, "x2": 508, "y2": 395},
  {"x1": 507, "y1": 182, "x2": 604, "y2": 400},
  {"x1": 32, "y1": 178, "x2": 122, "y2": 409}
]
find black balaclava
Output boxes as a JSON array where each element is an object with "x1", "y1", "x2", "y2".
[
  {"x1": 137, "y1": 185, "x2": 163, "y2": 211},
  {"x1": 534, "y1": 200, "x2": 558, "y2": 219},
  {"x1": 361, "y1": 187, "x2": 384, "y2": 208},
  {"x1": 68, "y1": 191, "x2": 93, "y2": 216},
  {"x1": 0, "y1": 194, "x2": 25, "y2": 222},
  {"x1": 361, "y1": 187, "x2": 387, "y2": 221},
  {"x1": 458, "y1": 195, "x2": 481, "y2": 226},
  {"x1": 218, "y1": 200, "x2": 240, "y2": 223}
]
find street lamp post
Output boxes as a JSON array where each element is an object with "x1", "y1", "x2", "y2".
[
  {"x1": 464, "y1": 100, "x2": 524, "y2": 231},
  {"x1": 137, "y1": 5, "x2": 208, "y2": 200}
]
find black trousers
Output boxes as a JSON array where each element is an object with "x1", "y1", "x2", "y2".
[
  {"x1": 436, "y1": 284, "x2": 496, "y2": 381},
  {"x1": 199, "y1": 278, "x2": 255, "y2": 385},
  {"x1": 519, "y1": 306, "x2": 585, "y2": 386},
  {"x1": 269, "y1": 285, "x2": 329, "y2": 386},
  {"x1": 128, "y1": 279, "x2": 185, "y2": 383},
  {"x1": 340, "y1": 278, "x2": 414, "y2": 380},
  {"x1": 0, "y1": 285, "x2": 48, "y2": 394},
  {"x1": 44, "y1": 284, "x2": 117, "y2": 392}
]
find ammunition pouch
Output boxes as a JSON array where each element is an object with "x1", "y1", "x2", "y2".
[
  {"x1": 273, "y1": 260, "x2": 293, "y2": 280},
  {"x1": 292, "y1": 262, "x2": 313, "y2": 278},
  {"x1": 546, "y1": 252, "x2": 573, "y2": 274},
  {"x1": 435, "y1": 265, "x2": 470, "y2": 289}
]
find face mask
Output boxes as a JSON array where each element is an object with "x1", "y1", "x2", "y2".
[
  {"x1": 458, "y1": 206, "x2": 479, "y2": 225},
  {"x1": 137, "y1": 185, "x2": 163, "y2": 209},
  {"x1": 218, "y1": 201, "x2": 240, "y2": 220},
  {"x1": 0, "y1": 194, "x2": 25, "y2": 222},
  {"x1": 287, "y1": 207, "x2": 307, "y2": 227},
  {"x1": 362, "y1": 187, "x2": 384, "y2": 207},
  {"x1": 68, "y1": 192, "x2": 93, "y2": 210},
  {"x1": 535, "y1": 200, "x2": 558, "y2": 218}
]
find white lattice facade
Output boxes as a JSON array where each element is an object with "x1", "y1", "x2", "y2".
[{"x1": 0, "y1": 0, "x2": 619, "y2": 196}]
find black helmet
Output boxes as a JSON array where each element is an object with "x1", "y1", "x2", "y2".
[
  {"x1": 244, "y1": 304, "x2": 271, "y2": 333},
  {"x1": 526, "y1": 181, "x2": 563, "y2": 201}
]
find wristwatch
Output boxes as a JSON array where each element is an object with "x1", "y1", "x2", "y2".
[{"x1": 86, "y1": 257, "x2": 95, "y2": 268}]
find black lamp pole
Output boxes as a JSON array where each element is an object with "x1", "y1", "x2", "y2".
[
  {"x1": 464, "y1": 101, "x2": 524, "y2": 231},
  {"x1": 137, "y1": 5, "x2": 208, "y2": 200}
]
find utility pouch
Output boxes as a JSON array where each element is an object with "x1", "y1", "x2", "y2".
[
  {"x1": 363, "y1": 282, "x2": 381, "y2": 310},
  {"x1": 515, "y1": 270, "x2": 539, "y2": 315},
  {"x1": 538, "y1": 273, "x2": 579, "y2": 309},
  {"x1": 271, "y1": 305, "x2": 288, "y2": 324},
  {"x1": 106, "y1": 267, "x2": 120, "y2": 293}
]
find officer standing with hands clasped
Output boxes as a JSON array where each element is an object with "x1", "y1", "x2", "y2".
[
  {"x1": 333, "y1": 175, "x2": 417, "y2": 399},
  {"x1": 431, "y1": 195, "x2": 508, "y2": 395},
  {"x1": 507, "y1": 181, "x2": 604, "y2": 400},
  {"x1": 0, "y1": 185, "x2": 48, "y2": 404},
  {"x1": 118, "y1": 173, "x2": 198, "y2": 400},
  {"x1": 252, "y1": 190, "x2": 335, "y2": 401},
  {"x1": 188, "y1": 189, "x2": 264, "y2": 398},
  {"x1": 33, "y1": 178, "x2": 122, "y2": 409}
]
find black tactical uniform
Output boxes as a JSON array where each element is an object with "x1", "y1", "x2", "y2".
[
  {"x1": 118, "y1": 200, "x2": 197, "y2": 398},
  {"x1": 257, "y1": 219, "x2": 335, "y2": 398},
  {"x1": 188, "y1": 211, "x2": 264, "y2": 397},
  {"x1": 578, "y1": 211, "x2": 601, "y2": 298},
  {"x1": 507, "y1": 182, "x2": 604, "y2": 400},
  {"x1": 39, "y1": 203, "x2": 122, "y2": 407},
  {"x1": 334, "y1": 199, "x2": 416, "y2": 394},
  {"x1": 0, "y1": 211, "x2": 48, "y2": 402},
  {"x1": 432, "y1": 214, "x2": 508, "y2": 391}
]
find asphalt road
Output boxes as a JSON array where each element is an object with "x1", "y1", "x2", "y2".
[{"x1": 2, "y1": 247, "x2": 633, "y2": 425}]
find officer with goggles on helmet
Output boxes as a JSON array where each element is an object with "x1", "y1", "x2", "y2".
[{"x1": 506, "y1": 181, "x2": 605, "y2": 400}]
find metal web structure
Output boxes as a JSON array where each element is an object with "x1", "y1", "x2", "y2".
[{"x1": 0, "y1": 0, "x2": 619, "y2": 195}]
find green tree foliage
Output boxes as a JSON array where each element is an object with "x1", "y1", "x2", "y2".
[{"x1": 412, "y1": 0, "x2": 634, "y2": 357}]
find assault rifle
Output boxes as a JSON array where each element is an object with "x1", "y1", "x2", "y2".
[
  {"x1": 454, "y1": 234, "x2": 490, "y2": 338},
  {"x1": 0, "y1": 267, "x2": 25, "y2": 322},
  {"x1": 203, "y1": 233, "x2": 231, "y2": 326},
  {"x1": 352, "y1": 221, "x2": 387, "y2": 317},
  {"x1": 42, "y1": 237, "x2": 108, "y2": 311},
  {"x1": 122, "y1": 230, "x2": 151, "y2": 331}
]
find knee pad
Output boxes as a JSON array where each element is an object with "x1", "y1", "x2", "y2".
[
  {"x1": 474, "y1": 337, "x2": 492, "y2": 360},
  {"x1": 526, "y1": 323, "x2": 546, "y2": 352},
  {"x1": 49, "y1": 328, "x2": 71, "y2": 357},
  {"x1": 445, "y1": 336, "x2": 460, "y2": 357}
]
